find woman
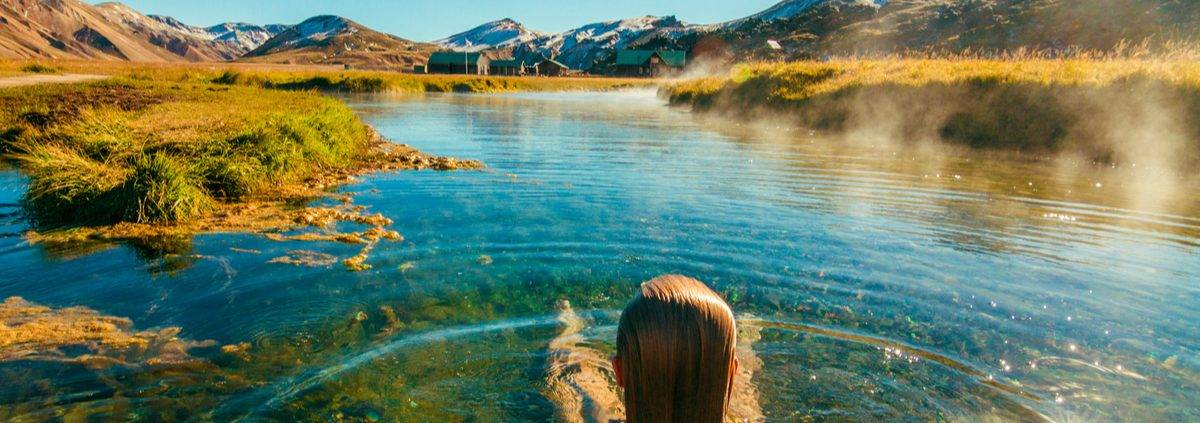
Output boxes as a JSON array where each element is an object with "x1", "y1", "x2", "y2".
[
  {"x1": 612, "y1": 275, "x2": 741, "y2": 422},
  {"x1": 544, "y1": 275, "x2": 760, "y2": 422}
]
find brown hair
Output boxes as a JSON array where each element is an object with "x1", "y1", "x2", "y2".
[{"x1": 615, "y1": 275, "x2": 738, "y2": 422}]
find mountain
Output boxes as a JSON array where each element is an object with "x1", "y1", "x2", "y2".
[
  {"x1": 718, "y1": 0, "x2": 886, "y2": 28},
  {"x1": 241, "y1": 15, "x2": 434, "y2": 70},
  {"x1": 434, "y1": 18, "x2": 543, "y2": 52},
  {"x1": 437, "y1": 0, "x2": 1199, "y2": 70},
  {"x1": 200, "y1": 22, "x2": 291, "y2": 52},
  {"x1": 147, "y1": 15, "x2": 289, "y2": 54},
  {"x1": 0, "y1": 0, "x2": 287, "y2": 62},
  {"x1": 93, "y1": 2, "x2": 243, "y2": 61},
  {"x1": 0, "y1": 0, "x2": 184, "y2": 61}
]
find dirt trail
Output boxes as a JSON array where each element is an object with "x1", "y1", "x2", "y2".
[{"x1": 0, "y1": 74, "x2": 107, "y2": 88}]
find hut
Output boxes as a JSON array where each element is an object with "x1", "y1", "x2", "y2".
[
  {"x1": 535, "y1": 58, "x2": 569, "y2": 77},
  {"x1": 613, "y1": 50, "x2": 687, "y2": 77},
  {"x1": 491, "y1": 59, "x2": 526, "y2": 76},
  {"x1": 427, "y1": 51, "x2": 491, "y2": 75}
]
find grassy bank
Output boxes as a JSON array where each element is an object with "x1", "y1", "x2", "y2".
[
  {"x1": 1, "y1": 78, "x2": 480, "y2": 269},
  {"x1": 0, "y1": 60, "x2": 657, "y2": 93},
  {"x1": 664, "y1": 60, "x2": 1200, "y2": 163}
]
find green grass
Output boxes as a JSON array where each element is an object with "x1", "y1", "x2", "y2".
[
  {"x1": 1, "y1": 79, "x2": 370, "y2": 229},
  {"x1": 663, "y1": 59, "x2": 1200, "y2": 157},
  {"x1": 201, "y1": 69, "x2": 655, "y2": 93}
]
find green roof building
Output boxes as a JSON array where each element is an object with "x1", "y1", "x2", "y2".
[
  {"x1": 613, "y1": 50, "x2": 687, "y2": 77},
  {"x1": 491, "y1": 59, "x2": 526, "y2": 76},
  {"x1": 426, "y1": 51, "x2": 491, "y2": 75}
]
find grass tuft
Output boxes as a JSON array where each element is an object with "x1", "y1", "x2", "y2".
[
  {"x1": 20, "y1": 63, "x2": 59, "y2": 74},
  {"x1": 2, "y1": 79, "x2": 374, "y2": 228},
  {"x1": 121, "y1": 153, "x2": 213, "y2": 224}
]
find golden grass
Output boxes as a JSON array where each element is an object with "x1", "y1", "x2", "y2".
[
  {"x1": 667, "y1": 58, "x2": 1200, "y2": 106},
  {"x1": 0, "y1": 59, "x2": 658, "y2": 93}
]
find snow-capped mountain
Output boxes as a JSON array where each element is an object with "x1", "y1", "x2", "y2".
[
  {"x1": 149, "y1": 17, "x2": 290, "y2": 53},
  {"x1": 719, "y1": 0, "x2": 887, "y2": 28},
  {"x1": 523, "y1": 15, "x2": 687, "y2": 69},
  {"x1": 205, "y1": 23, "x2": 291, "y2": 52},
  {"x1": 435, "y1": 18, "x2": 543, "y2": 52},
  {"x1": 438, "y1": 15, "x2": 687, "y2": 70}
]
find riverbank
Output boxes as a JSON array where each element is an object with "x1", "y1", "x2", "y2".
[
  {"x1": 0, "y1": 60, "x2": 657, "y2": 93},
  {"x1": 1, "y1": 78, "x2": 480, "y2": 270},
  {"x1": 663, "y1": 59, "x2": 1200, "y2": 166}
]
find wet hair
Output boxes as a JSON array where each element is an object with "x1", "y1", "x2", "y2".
[{"x1": 616, "y1": 275, "x2": 738, "y2": 422}]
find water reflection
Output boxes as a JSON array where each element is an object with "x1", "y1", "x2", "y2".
[{"x1": 0, "y1": 91, "x2": 1196, "y2": 421}]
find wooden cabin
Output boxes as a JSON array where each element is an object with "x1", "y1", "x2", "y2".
[
  {"x1": 613, "y1": 50, "x2": 687, "y2": 77},
  {"x1": 427, "y1": 52, "x2": 491, "y2": 75},
  {"x1": 535, "y1": 58, "x2": 569, "y2": 77},
  {"x1": 491, "y1": 59, "x2": 526, "y2": 76}
]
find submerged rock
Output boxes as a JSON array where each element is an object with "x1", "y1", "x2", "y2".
[
  {"x1": 0, "y1": 297, "x2": 214, "y2": 368},
  {"x1": 269, "y1": 250, "x2": 339, "y2": 267}
]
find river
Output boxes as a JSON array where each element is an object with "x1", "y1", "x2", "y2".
[{"x1": 1, "y1": 91, "x2": 1197, "y2": 421}]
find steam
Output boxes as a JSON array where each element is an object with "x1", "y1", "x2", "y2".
[{"x1": 671, "y1": 67, "x2": 1200, "y2": 219}]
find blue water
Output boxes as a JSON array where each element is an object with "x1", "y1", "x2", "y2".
[{"x1": 1, "y1": 91, "x2": 1198, "y2": 421}]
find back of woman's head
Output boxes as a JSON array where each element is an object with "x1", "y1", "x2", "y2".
[{"x1": 615, "y1": 275, "x2": 737, "y2": 423}]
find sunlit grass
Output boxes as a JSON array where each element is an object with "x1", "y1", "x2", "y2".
[
  {"x1": 666, "y1": 58, "x2": 1200, "y2": 106},
  {"x1": 1, "y1": 79, "x2": 369, "y2": 228},
  {"x1": 662, "y1": 57, "x2": 1200, "y2": 156}
]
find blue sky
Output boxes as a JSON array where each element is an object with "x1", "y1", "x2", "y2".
[{"x1": 92, "y1": 0, "x2": 780, "y2": 42}]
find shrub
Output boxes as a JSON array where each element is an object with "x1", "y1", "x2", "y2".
[{"x1": 21, "y1": 64, "x2": 59, "y2": 74}]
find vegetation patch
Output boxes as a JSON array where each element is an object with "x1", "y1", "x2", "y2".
[
  {"x1": 19, "y1": 64, "x2": 59, "y2": 74},
  {"x1": 0, "y1": 61, "x2": 656, "y2": 94},
  {"x1": 2, "y1": 79, "x2": 482, "y2": 270}
]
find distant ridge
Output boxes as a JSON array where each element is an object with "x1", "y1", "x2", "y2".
[
  {"x1": 435, "y1": 18, "x2": 544, "y2": 52},
  {"x1": 241, "y1": 15, "x2": 435, "y2": 71}
]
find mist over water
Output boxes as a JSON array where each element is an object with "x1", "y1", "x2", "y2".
[{"x1": 0, "y1": 91, "x2": 1197, "y2": 421}]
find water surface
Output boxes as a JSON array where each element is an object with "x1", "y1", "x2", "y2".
[{"x1": 1, "y1": 91, "x2": 1197, "y2": 421}]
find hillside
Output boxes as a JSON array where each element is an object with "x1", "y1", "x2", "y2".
[
  {"x1": 0, "y1": 0, "x2": 287, "y2": 62},
  {"x1": 0, "y1": 0, "x2": 183, "y2": 61},
  {"x1": 644, "y1": 0, "x2": 1200, "y2": 60},
  {"x1": 241, "y1": 15, "x2": 433, "y2": 70},
  {"x1": 93, "y1": 2, "x2": 242, "y2": 61}
]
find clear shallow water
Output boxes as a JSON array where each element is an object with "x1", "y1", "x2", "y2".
[{"x1": 1, "y1": 91, "x2": 1198, "y2": 421}]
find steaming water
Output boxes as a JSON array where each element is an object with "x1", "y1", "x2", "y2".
[{"x1": 1, "y1": 91, "x2": 1198, "y2": 421}]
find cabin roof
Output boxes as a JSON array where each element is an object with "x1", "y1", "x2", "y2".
[
  {"x1": 491, "y1": 59, "x2": 524, "y2": 67},
  {"x1": 615, "y1": 50, "x2": 687, "y2": 67},
  {"x1": 428, "y1": 51, "x2": 486, "y2": 65},
  {"x1": 538, "y1": 58, "x2": 569, "y2": 69}
]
